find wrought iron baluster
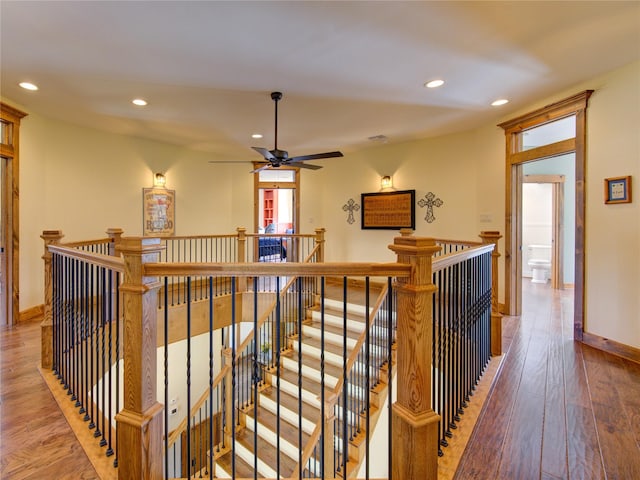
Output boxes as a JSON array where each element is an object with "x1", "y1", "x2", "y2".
[{"x1": 186, "y1": 276, "x2": 192, "y2": 478}]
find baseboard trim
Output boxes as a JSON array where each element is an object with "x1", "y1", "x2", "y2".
[
  {"x1": 39, "y1": 367, "x2": 117, "y2": 480},
  {"x1": 582, "y1": 331, "x2": 640, "y2": 365},
  {"x1": 19, "y1": 304, "x2": 44, "y2": 322}
]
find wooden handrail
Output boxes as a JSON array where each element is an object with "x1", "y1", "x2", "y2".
[
  {"x1": 144, "y1": 262, "x2": 411, "y2": 278},
  {"x1": 432, "y1": 243, "x2": 494, "y2": 272},
  {"x1": 247, "y1": 233, "x2": 316, "y2": 238},
  {"x1": 166, "y1": 364, "x2": 231, "y2": 449},
  {"x1": 162, "y1": 233, "x2": 239, "y2": 240},
  {"x1": 303, "y1": 243, "x2": 321, "y2": 263},
  {"x1": 292, "y1": 283, "x2": 390, "y2": 478},
  {"x1": 48, "y1": 244, "x2": 125, "y2": 272},
  {"x1": 61, "y1": 237, "x2": 112, "y2": 248},
  {"x1": 433, "y1": 237, "x2": 483, "y2": 247}
]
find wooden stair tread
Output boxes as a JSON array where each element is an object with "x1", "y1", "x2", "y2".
[
  {"x1": 260, "y1": 384, "x2": 321, "y2": 422},
  {"x1": 310, "y1": 305, "x2": 369, "y2": 323},
  {"x1": 307, "y1": 321, "x2": 364, "y2": 342},
  {"x1": 279, "y1": 368, "x2": 335, "y2": 396},
  {"x1": 323, "y1": 283, "x2": 384, "y2": 306},
  {"x1": 245, "y1": 405, "x2": 311, "y2": 448},
  {"x1": 299, "y1": 335, "x2": 390, "y2": 365},
  {"x1": 284, "y1": 350, "x2": 344, "y2": 379},
  {"x1": 235, "y1": 427, "x2": 299, "y2": 477},
  {"x1": 215, "y1": 446, "x2": 255, "y2": 478}
]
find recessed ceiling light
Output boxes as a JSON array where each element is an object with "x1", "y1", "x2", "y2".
[
  {"x1": 132, "y1": 98, "x2": 148, "y2": 106},
  {"x1": 251, "y1": 134, "x2": 263, "y2": 139},
  {"x1": 491, "y1": 99, "x2": 509, "y2": 106},
  {"x1": 424, "y1": 79, "x2": 444, "y2": 89},
  {"x1": 19, "y1": 82, "x2": 38, "y2": 91}
]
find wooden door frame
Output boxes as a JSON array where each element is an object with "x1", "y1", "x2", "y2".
[
  {"x1": 499, "y1": 90, "x2": 592, "y2": 340},
  {"x1": 522, "y1": 174, "x2": 565, "y2": 289},
  {"x1": 0, "y1": 103, "x2": 27, "y2": 326}
]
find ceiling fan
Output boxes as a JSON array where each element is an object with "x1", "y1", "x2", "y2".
[{"x1": 249, "y1": 91, "x2": 343, "y2": 173}]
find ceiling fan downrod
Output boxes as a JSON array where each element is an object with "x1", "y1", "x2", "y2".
[{"x1": 271, "y1": 91, "x2": 282, "y2": 153}]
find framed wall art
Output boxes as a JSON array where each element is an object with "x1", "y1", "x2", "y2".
[
  {"x1": 604, "y1": 176, "x2": 632, "y2": 204},
  {"x1": 361, "y1": 189, "x2": 415, "y2": 230},
  {"x1": 143, "y1": 188, "x2": 175, "y2": 236}
]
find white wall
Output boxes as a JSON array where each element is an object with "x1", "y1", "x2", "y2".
[
  {"x1": 522, "y1": 183, "x2": 553, "y2": 278},
  {"x1": 11, "y1": 60, "x2": 640, "y2": 349}
]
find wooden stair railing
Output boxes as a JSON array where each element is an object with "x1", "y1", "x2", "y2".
[{"x1": 291, "y1": 283, "x2": 393, "y2": 478}]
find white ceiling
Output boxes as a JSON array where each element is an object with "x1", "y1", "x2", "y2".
[{"x1": 1, "y1": 1, "x2": 639, "y2": 162}]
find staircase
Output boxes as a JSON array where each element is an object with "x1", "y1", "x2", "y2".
[{"x1": 213, "y1": 289, "x2": 394, "y2": 479}]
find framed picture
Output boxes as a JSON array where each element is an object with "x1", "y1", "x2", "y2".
[
  {"x1": 361, "y1": 190, "x2": 415, "y2": 230},
  {"x1": 143, "y1": 188, "x2": 175, "y2": 236},
  {"x1": 604, "y1": 176, "x2": 632, "y2": 204}
]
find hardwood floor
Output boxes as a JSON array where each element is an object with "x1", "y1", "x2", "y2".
[
  {"x1": 455, "y1": 281, "x2": 640, "y2": 480},
  {"x1": 1, "y1": 281, "x2": 639, "y2": 479},
  {"x1": 0, "y1": 320, "x2": 99, "y2": 479}
]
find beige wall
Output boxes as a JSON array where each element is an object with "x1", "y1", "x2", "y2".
[
  {"x1": 584, "y1": 61, "x2": 639, "y2": 346},
  {"x1": 17, "y1": 112, "x2": 254, "y2": 308},
  {"x1": 319, "y1": 61, "x2": 640, "y2": 349},
  {"x1": 11, "y1": 60, "x2": 639, "y2": 349}
]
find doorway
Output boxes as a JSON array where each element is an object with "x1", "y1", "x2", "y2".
[
  {"x1": 0, "y1": 156, "x2": 6, "y2": 322},
  {"x1": 522, "y1": 169, "x2": 572, "y2": 290},
  {"x1": 499, "y1": 90, "x2": 591, "y2": 339},
  {"x1": 0, "y1": 103, "x2": 26, "y2": 326},
  {"x1": 258, "y1": 188, "x2": 295, "y2": 233},
  {"x1": 254, "y1": 166, "x2": 300, "y2": 263}
]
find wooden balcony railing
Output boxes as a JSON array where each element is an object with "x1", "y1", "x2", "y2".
[{"x1": 40, "y1": 227, "x2": 500, "y2": 480}]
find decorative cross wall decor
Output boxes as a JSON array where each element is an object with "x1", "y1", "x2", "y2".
[
  {"x1": 418, "y1": 192, "x2": 444, "y2": 223},
  {"x1": 342, "y1": 198, "x2": 360, "y2": 224}
]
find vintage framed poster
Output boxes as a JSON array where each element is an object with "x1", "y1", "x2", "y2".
[
  {"x1": 143, "y1": 188, "x2": 175, "y2": 236},
  {"x1": 604, "y1": 176, "x2": 632, "y2": 204},
  {"x1": 361, "y1": 189, "x2": 415, "y2": 230}
]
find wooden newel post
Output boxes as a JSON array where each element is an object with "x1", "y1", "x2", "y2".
[
  {"x1": 106, "y1": 227, "x2": 124, "y2": 256},
  {"x1": 479, "y1": 231, "x2": 503, "y2": 356},
  {"x1": 323, "y1": 396, "x2": 337, "y2": 476},
  {"x1": 115, "y1": 237, "x2": 165, "y2": 480},
  {"x1": 41, "y1": 230, "x2": 64, "y2": 369},
  {"x1": 315, "y1": 228, "x2": 325, "y2": 263},
  {"x1": 388, "y1": 230, "x2": 441, "y2": 480},
  {"x1": 237, "y1": 227, "x2": 247, "y2": 263},
  {"x1": 236, "y1": 227, "x2": 247, "y2": 293}
]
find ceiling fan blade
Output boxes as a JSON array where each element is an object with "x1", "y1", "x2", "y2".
[
  {"x1": 287, "y1": 151, "x2": 344, "y2": 163},
  {"x1": 250, "y1": 163, "x2": 272, "y2": 173},
  {"x1": 252, "y1": 146, "x2": 276, "y2": 161},
  {"x1": 208, "y1": 160, "x2": 254, "y2": 164},
  {"x1": 290, "y1": 162, "x2": 322, "y2": 170}
]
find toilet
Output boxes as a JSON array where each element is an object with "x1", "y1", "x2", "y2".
[{"x1": 527, "y1": 245, "x2": 551, "y2": 283}]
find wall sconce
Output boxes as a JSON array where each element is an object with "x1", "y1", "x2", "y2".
[
  {"x1": 381, "y1": 175, "x2": 393, "y2": 189},
  {"x1": 154, "y1": 172, "x2": 166, "y2": 187}
]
